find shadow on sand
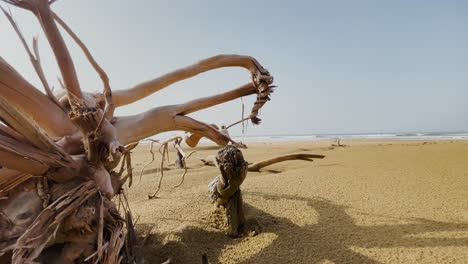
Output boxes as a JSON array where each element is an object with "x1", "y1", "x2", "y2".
[{"x1": 137, "y1": 192, "x2": 468, "y2": 263}]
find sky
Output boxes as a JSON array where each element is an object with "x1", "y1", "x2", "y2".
[{"x1": 1, "y1": 0, "x2": 467, "y2": 136}]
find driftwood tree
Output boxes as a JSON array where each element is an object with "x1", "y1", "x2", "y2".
[{"x1": 0, "y1": 1, "x2": 274, "y2": 263}]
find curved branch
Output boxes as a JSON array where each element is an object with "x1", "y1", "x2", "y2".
[
  {"x1": 174, "y1": 116, "x2": 243, "y2": 147},
  {"x1": 147, "y1": 143, "x2": 167, "y2": 199},
  {"x1": 113, "y1": 55, "x2": 269, "y2": 107},
  {"x1": 184, "y1": 124, "x2": 219, "y2": 148},
  {"x1": 138, "y1": 140, "x2": 159, "y2": 184},
  {"x1": 114, "y1": 83, "x2": 257, "y2": 145},
  {"x1": 177, "y1": 83, "x2": 256, "y2": 115},
  {"x1": 198, "y1": 154, "x2": 326, "y2": 172},
  {"x1": 172, "y1": 149, "x2": 195, "y2": 188},
  {"x1": 247, "y1": 154, "x2": 325, "y2": 172}
]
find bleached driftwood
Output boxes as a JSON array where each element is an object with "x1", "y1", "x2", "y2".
[
  {"x1": 0, "y1": 0, "x2": 274, "y2": 262},
  {"x1": 199, "y1": 153, "x2": 325, "y2": 172},
  {"x1": 248, "y1": 154, "x2": 325, "y2": 172}
]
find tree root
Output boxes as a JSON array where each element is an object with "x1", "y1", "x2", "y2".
[{"x1": 0, "y1": 1, "x2": 276, "y2": 262}]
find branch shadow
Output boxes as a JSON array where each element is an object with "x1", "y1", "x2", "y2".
[
  {"x1": 240, "y1": 192, "x2": 468, "y2": 264},
  {"x1": 136, "y1": 193, "x2": 468, "y2": 263},
  {"x1": 135, "y1": 222, "x2": 235, "y2": 264}
]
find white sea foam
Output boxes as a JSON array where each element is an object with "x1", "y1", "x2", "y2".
[
  {"x1": 230, "y1": 132, "x2": 468, "y2": 142},
  {"x1": 140, "y1": 132, "x2": 468, "y2": 144}
]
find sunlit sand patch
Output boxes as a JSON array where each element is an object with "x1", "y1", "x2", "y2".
[
  {"x1": 246, "y1": 197, "x2": 320, "y2": 226},
  {"x1": 405, "y1": 231, "x2": 468, "y2": 239},
  {"x1": 126, "y1": 141, "x2": 468, "y2": 262},
  {"x1": 350, "y1": 246, "x2": 468, "y2": 263},
  {"x1": 219, "y1": 233, "x2": 278, "y2": 263}
]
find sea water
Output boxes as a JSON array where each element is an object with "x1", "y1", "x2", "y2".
[
  {"x1": 230, "y1": 132, "x2": 468, "y2": 142},
  {"x1": 141, "y1": 132, "x2": 468, "y2": 144}
]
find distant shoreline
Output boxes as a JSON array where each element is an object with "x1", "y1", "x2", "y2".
[
  {"x1": 140, "y1": 132, "x2": 468, "y2": 144},
  {"x1": 229, "y1": 132, "x2": 468, "y2": 143}
]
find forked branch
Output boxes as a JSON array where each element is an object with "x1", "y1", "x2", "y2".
[{"x1": 52, "y1": 11, "x2": 114, "y2": 118}]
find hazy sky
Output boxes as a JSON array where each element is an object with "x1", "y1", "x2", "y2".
[{"x1": 1, "y1": 0, "x2": 467, "y2": 136}]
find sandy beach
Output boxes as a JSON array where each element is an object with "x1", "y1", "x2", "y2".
[{"x1": 127, "y1": 140, "x2": 468, "y2": 263}]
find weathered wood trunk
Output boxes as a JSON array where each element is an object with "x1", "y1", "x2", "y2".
[
  {"x1": 0, "y1": 1, "x2": 274, "y2": 262},
  {"x1": 208, "y1": 146, "x2": 248, "y2": 237}
]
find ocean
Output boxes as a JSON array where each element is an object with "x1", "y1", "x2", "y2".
[
  {"x1": 142, "y1": 132, "x2": 468, "y2": 144},
  {"x1": 229, "y1": 132, "x2": 468, "y2": 142}
]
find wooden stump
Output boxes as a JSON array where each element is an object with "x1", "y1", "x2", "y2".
[{"x1": 209, "y1": 145, "x2": 248, "y2": 237}]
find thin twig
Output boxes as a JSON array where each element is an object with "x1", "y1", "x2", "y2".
[
  {"x1": 57, "y1": 76, "x2": 66, "y2": 89},
  {"x1": 126, "y1": 152, "x2": 133, "y2": 187},
  {"x1": 1, "y1": 6, "x2": 64, "y2": 110},
  {"x1": 84, "y1": 242, "x2": 109, "y2": 262},
  {"x1": 241, "y1": 96, "x2": 245, "y2": 133},
  {"x1": 97, "y1": 194, "x2": 104, "y2": 262},
  {"x1": 172, "y1": 150, "x2": 196, "y2": 188},
  {"x1": 148, "y1": 143, "x2": 167, "y2": 199},
  {"x1": 226, "y1": 114, "x2": 253, "y2": 129},
  {"x1": 138, "y1": 139, "x2": 159, "y2": 184}
]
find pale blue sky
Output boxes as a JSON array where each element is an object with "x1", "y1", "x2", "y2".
[{"x1": 1, "y1": 0, "x2": 467, "y2": 135}]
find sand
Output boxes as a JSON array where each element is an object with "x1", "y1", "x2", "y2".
[{"x1": 126, "y1": 140, "x2": 468, "y2": 263}]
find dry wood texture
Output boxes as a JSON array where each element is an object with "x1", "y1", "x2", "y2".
[{"x1": 0, "y1": 1, "x2": 275, "y2": 262}]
